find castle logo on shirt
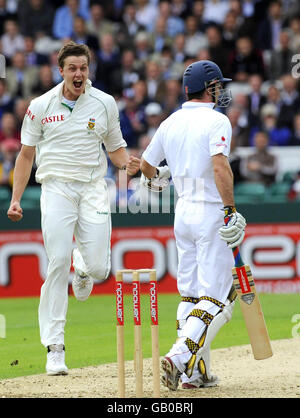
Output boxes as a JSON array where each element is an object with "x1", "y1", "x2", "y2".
[
  {"x1": 87, "y1": 118, "x2": 95, "y2": 131},
  {"x1": 42, "y1": 114, "x2": 65, "y2": 124}
]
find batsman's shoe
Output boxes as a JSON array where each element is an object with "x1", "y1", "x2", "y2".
[
  {"x1": 72, "y1": 248, "x2": 93, "y2": 301},
  {"x1": 161, "y1": 356, "x2": 182, "y2": 391},
  {"x1": 46, "y1": 344, "x2": 68, "y2": 376},
  {"x1": 182, "y1": 374, "x2": 219, "y2": 389}
]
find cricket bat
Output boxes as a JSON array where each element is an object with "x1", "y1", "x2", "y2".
[{"x1": 231, "y1": 246, "x2": 273, "y2": 360}]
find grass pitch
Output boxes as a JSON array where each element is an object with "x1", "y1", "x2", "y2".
[{"x1": 0, "y1": 293, "x2": 299, "y2": 380}]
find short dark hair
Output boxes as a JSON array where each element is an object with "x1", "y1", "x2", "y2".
[
  {"x1": 187, "y1": 90, "x2": 206, "y2": 100},
  {"x1": 57, "y1": 41, "x2": 91, "y2": 68}
]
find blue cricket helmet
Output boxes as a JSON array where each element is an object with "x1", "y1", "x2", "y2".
[{"x1": 183, "y1": 60, "x2": 232, "y2": 94}]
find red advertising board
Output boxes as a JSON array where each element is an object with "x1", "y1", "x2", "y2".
[{"x1": 0, "y1": 224, "x2": 300, "y2": 297}]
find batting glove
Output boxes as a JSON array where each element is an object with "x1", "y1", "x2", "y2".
[
  {"x1": 140, "y1": 166, "x2": 171, "y2": 192},
  {"x1": 219, "y1": 206, "x2": 246, "y2": 249}
]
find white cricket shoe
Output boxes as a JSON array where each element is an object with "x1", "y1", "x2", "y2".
[
  {"x1": 46, "y1": 344, "x2": 68, "y2": 376},
  {"x1": 72, "y1": 248, "x2": 93, "y2": 301},
  {"x1": 182, "y1": 374, "x2": 219, "y2": 389}
]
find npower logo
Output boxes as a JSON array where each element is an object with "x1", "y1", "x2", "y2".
[
  {"x1": 132, "y1": 282, "x2": 141, "y2": 325},
  {"x1": 116, "y1": 282, "x2": 124, "y2": 325},
  {"x1": 150, "y1": 282, "x2": 158, "y2": 325}
]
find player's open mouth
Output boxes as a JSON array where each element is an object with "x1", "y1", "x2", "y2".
[{"x1": 73, "y1": 80, "x2": 83, "y2": 89}]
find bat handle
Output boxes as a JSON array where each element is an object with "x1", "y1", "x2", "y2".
[
  {"x1": 224, "y1": 213, "x2": 245, "y2": 268},
  {"x1": 232, "y1": 246, "x2": 244, "y2": 268}
]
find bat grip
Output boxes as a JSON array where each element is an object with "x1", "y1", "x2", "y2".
[
  {"x1": 224, "y1": 212, "x2": 245, "y2": 268},
  {"x1": 232, "y1": 246, "x2": 244, "y2": 268}
]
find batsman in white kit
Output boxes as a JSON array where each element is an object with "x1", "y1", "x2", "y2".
[
  {"x1": 140, "y1": 60, "x2": 247, "y2": 390},
  {"x1": 7, "y1": 42, "x2": 140, "y2": 375}
]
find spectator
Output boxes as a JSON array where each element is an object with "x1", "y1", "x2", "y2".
[
  {"x1": 190, "y1": 0, "x2": 206, "y2": 32},
  {"x1": 289, "y1": 15, "x2": 300, "y2": 51},
  {"x1": 134, "y1": 30, "x2": 153, "y2": 65},
  {"x1": 205, "y1": 23, "x2": 230, "y2": 71},
  {"x1": 94, "y1": 33, "x2": 120, "y2": 93},
  {"x1": 156, "y1": 0, "x2": 185, "y2": 37},
  {"x1": 0, "y1": 112, "x2": 20, "y2": 143},
  {"x1": 0, "y1": 137, "x2": 20, "y2": 188},
  {"x1": 202, "y1": 0, "x2": 230, "y2": 25},
  {"x1": 265, "y1": 83, "x2": 282, "y2": 114},
  {"x1": 144, "y1": 102, "x2": 163, "y2": 138},
  {"x1": 110, "y1": 49, "x2": 142, "y2": 96},
  {"x1": 0, "y1": 0, "x2": 17, "y2": 35},
  {"x1": 137, "y1": 133, "x2": 151, "y2": 157},
  {"x1": 72, "y1": 15, "x2": 99, "y2": 54},
  {"x1": 222, "y1": 10, "x2": 240, "y2": 50},
  {"x1": 172, "y1": 32, "x2": 186, "y2": 64},
  {"x1": 149, "y1": 16, "x2": 173, "y2": 53},
  {"x1": 240, "y1": 131, "x2": 278, "y2": 187},
  {"x1": 156, "y1": 78, "x2": 184, "y2": 115},
  {"x1": 289, "y1": 113, "x2": 300, "y2": 146},
  {"x1": 32, "y1": 64, "x2": 56, "y2": 96},
  {"x1": 13, "y1": 97, "x2": 30, "y2": 130},
  {"x1": 116, "y1": 2, "x2": 146, "y2": 50},
  {"x1": 86, "y1": 3, "x2": 115, "y2": 40},
  {"x1": 0, "y1": 79, "x2": 15, "y2": 119},
  {"x1": 256, "y1": 0, "x2": 284, "y2": 51},
  {"x1": 144, "y1": 59, "x2": 164, "y2": 102},
  {"x1": 52, "y1": 0, "x2": 86, "y2": 40},
  {"x1": 232, "y1": 92, "x2": 250, "y2": 130},
  {"x1": 196, "y1": 47, "x2": 212, "y2": 61},
  {"x1": 171, "y1": 0, "x2": 190, "y2": 20},
  {"x1": 227, "y1": 105, "x2": 249, "y2": 146},
  {"x1": 227, "y1": 35, "x2": 265, "y2": 81},
  {"x1": 17, "y1": 0, "x2": 54, "y2": 38},
  {"x1": 131, "y1": 80, "x2": 149, "y2": 108},
  {"x1": 246, "y1": 73, "x2": 267, "y2": 126},
  {"x1": 119, "y1": 88, "x2": 146, "y2": 148},
  {"x1": 155, "y1": 45, "x2": 178, "y2": 80},
  {"x1": 229, "y1": 135, "x2": 243, "y2": 185},
  {"x1": 184, "y1": 14, "x2": 208, "y2": 56},
  {"x1": 135, "y1": 0, "x2": 158, "y2": 32},
  {"x1": 269, "y1": 29, "x2": 296, "y2": 80},
  {"x1": 5, "y1": 51, "x2": 39, "y2": 99},
  {"x1": 0, "y1": 19, "x2": 25, "y2": 62},
  {"x1": 249, "y1": 103, "x2": 292, "y2": 146},
  {"x1": 278, "y1": 74, "x2": 300, "y2": 130},
  {"x1": 24, "y1": 36, "x2": 49, "y2": 66},
  {"x1": 49, "y1": 49, "x2": 63, "y2": 84}
]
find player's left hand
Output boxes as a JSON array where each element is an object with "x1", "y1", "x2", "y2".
[
  {"x1": 219, "y1": 206, "x2": 246, "y2": 249},
  {"x1": 126, "y1": 156, "x2": 140, "y2": 176}
]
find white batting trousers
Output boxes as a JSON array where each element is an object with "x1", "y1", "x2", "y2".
[
  {"x1": 38, "y1": 178, "x2": 111, "y2": 347},
  {"x1": 174, "y1": 199, "x2": 234, "y2": 346}
]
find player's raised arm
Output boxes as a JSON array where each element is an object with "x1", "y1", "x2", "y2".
[{"x1": 7, "y1": 145, "x2": 36, "y2": 222}]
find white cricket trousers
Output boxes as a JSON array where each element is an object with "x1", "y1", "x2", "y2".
[
  {"x1": 174, "y1": 198, "x2": 234, "y2": 344},
  {"x1": 38, "y1": 178, "x2": 111, "y2": 347}
]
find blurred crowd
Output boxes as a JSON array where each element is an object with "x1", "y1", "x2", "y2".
[{"x1": 0, "y1": 0, "x2": 300, "y2": 201}]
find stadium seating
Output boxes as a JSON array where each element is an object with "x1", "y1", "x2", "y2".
[
  {"x1": 0, "y1": 188, "x2": 11, "y2": 209},
  {"x1": 234, "y1": 182, "x2": 266, "y2": 204},
  {"x1": 21, "y1": 186, "x2": 41, "y2": 208}
]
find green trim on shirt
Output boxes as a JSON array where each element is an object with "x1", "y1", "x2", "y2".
[{"x1": 61, "y1": 102, "x2": 73, "y2": 112}]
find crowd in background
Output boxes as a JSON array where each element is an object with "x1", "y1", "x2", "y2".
[{"x1": 0, "y1": 0, "x2": 300, "y2": 201}]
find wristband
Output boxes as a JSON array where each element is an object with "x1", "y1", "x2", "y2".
[{"x1": 223, "y1": 206, "x2": 236, "y2": 216}]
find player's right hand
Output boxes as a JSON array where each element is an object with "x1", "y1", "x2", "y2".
[{"x1": 7, "y1": 201, "x2": 23, "y2": 222}]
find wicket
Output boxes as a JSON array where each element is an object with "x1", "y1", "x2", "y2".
[{"x1": 115, "y1": 269, "x2": 160, "y2": 398}]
